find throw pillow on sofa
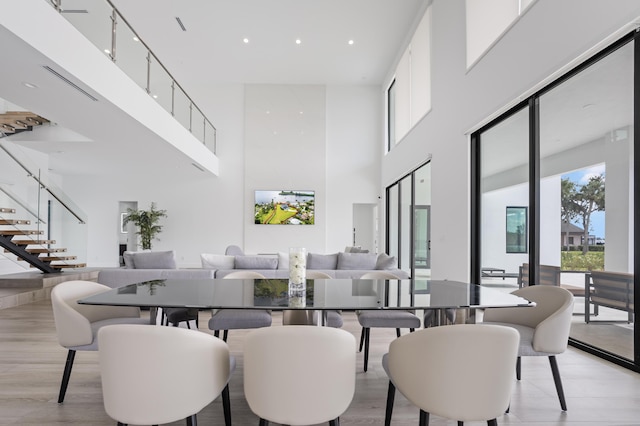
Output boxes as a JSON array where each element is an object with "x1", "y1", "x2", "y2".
[
  {"x1": 336, "y1": 252, "x2": 378, "y2": 270},
  {"x1": 200, "y1": 253, "x2": 235, "y2": 270},
  {"x1": 307, "y1": 253, "x2": 339, "y2": 270},
  {"x1": 375, "y1": 253, "x2": 398, "y2": 270},
  {"x1": 126, "y1": 250, "x2": 177, "y2": 269},
  {"x1": 235, "y1": 255, "x2": 278, "y2": 270}
]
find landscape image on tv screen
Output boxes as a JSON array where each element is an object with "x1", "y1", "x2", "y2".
[{"x1": 254, "y1": 190, "x2": 315, "y2": 225}]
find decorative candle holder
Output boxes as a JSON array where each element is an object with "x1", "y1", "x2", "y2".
[{"x1": 288, "y1": 247, "x2": 307, "y2": 295}]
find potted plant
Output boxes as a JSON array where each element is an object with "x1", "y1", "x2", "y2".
[{"x1": 123, "y1": 202, "x2": 167, "y2": 250}]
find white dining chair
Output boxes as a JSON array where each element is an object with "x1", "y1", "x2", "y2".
[
  {"x1": 357, "y1": 271, "x2": 420, "y2": 372},
  {"x1": 482, "y1": 285, "x2": 574, "y2": 411},
  {"x1": 50, "y1": 280, "x2": 148, "y2": 403},
  {"x1": 383, "y1": 324, "x2": 519, "y2": 425},
  {"x1": 244, "y1": 326, "x2": 356, "y2": 425},
  {"x1": 208, "y1": 271, "x2": 272, "y2": 341},
  {"x1": 98, "y1": 324, "x2": 233, "y2": 426}
]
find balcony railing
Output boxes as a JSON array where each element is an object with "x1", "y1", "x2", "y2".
[{"x1": 47, "y1": 0, "x2": 217, "y2": 154}]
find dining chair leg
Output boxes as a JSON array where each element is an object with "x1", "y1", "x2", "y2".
[
  {"x1": 516, "y1": 356, "x2": 521, "y2": 380},
  {"x1": 548, "y1": 355, "x2": 567, "y2": 411},
  {"x1": 116, "y1": 422, "x2": 126, "y2": 426},
  {"x1": 419, "y1": 409, "x2": 429, "y2": 426},
  {"x1": 259, "y1": 418, "x2": 269, "y2": 426},
  {"x1": 186, "y1": 414, "x2": 197, "y2": 426},
  {"x1": 58, "y1": 349, "x2": 76, "y2": 403},
  {"x1": 384, "y1": 380, "x2": 396, "y2": 426},
  {"x1": 458, "y1": 422, "x2": 464, "y2": 426},
  {"x1": 358, "y1": 327, "x2": 366, "y2": 352},
  {"x1": 329, "y1": 418, "x2": 340, "y2": 426},
  {"x1": 487, "y1": 419, "x2": 498, "y2": 426},
  {"x1": 395, "y1": 328, "x2": 400, "y2": 338},
  {"x1": 363, "y1": 328, "x2": 371, "y2": 372},
  {"x1": 222, "y1": 330, "x2": 229, "y2": 342},
  {"x1": 222, "y1": 383, "x2": 232, "y2": 426}
]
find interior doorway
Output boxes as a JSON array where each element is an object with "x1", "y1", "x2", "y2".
[
  {"x1": 118, "y1": 201, "x2": 137, "y2": 265},
  {"x1": 352, "y1": 203, "x2": 378, "y2": 253}
]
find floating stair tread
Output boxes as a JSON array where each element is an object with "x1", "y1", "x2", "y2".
[
  {"x1": 11, "y1": 239, "x2": 56, "y2": 245},
  {"x1": 50, "y1": 263, "x2": 86, "y2": 269},
  {"x1": 40, "y1": 256, "x2": 77, "y2": 261},
  {"x1": 0, "y1": 111, "x2": 49, "y2": 126},
  {"x1": 0, "y1": 230, "x2": 43, "y2": 235},
  {"x1": 26, "y1": 248, "x2": 67, "y2": 254},
  {"x1": 0, "y1": 219, "x2": 31, "y2": 225},
  {"x1": 0, "y1": 208, "x2": 16, "y2": 213}
]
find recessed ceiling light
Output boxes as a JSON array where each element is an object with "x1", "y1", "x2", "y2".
[
  {"x1": 299, "y1": 111, "x2": 304, "y2": 115},
  {"x1": 133, "y1": 36, "x2": 139, "y2": 42},
  {"x1": 243, "y1": 38, "x2": 249, "y2": 44},
  {"x1": 152, "y1": 94, "x2": 158, "y2": 99},
  {"x1": 295, "y1": 39, "x2": 302, "y2": 45},
  {"x1": 22, "y1": 82, "x2": 38, "y2": 89},
  {"x1": 348, "y1": 40, "x2": 354, "y2": 45}
]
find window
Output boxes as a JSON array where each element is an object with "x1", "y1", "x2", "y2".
[
  {"x1": 506, "y1": 206, "x2": 527, "y2": 253},
  {"x1": 387, "y1": 79, "x2": 396, "y2": 152}
]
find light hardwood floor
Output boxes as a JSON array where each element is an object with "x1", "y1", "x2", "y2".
[{"x1": 1, "y1": 300, "x2": 640, "y2": 425}]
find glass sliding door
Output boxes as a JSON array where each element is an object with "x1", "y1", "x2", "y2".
[
  {"x1": 539, "y1": 40, "x2": 634, "y2": 361},
  {"x1": 399, "y1": 175, "x2": 413, "y2": 274},
  {"x1": 414, "y1": 162, "x2": 432, "y2": 278},
  {"x1": 387, "y1": 185, "x2": 399, "y2": 262},
  {"x1": 478, "y1": 107, "x2": 530, "y2": 287},
  {"x1": 472, "y1": 32, "x2": 637, "y2": 370},
  {"x1": 386, "y1": 161, "x2": 431, "y2": 280}
]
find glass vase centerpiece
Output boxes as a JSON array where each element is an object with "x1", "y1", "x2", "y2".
[{"x1": 288, "y1": 247, "x2": 307, "y2": 296}]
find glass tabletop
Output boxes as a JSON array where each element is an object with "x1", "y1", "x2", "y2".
[{"x1": 78, "y1": 278, "x2": 532, "y2": 310}]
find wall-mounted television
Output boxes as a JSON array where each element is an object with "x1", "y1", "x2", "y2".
[{"x1": 254, "y1": 190, "x2": 315, "y2": 225}]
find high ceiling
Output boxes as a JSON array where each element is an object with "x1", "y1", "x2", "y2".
[
  {"x1": 107, "y1": 0, "x2": 426, "y2": 86},
  {"x1": 0, "y1": 0, "x2": 427, "y2": 177}
]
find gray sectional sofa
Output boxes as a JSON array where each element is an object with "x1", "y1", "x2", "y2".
[
  {"x1": 97, "y1": 249, "x2": 410, "y2": 289},
  {"x1": 97, "y1": 250, "x2": 215, "y2": 288},
  {"x1": 200, "y1": 250, "x2": 410, "y2": 279}
]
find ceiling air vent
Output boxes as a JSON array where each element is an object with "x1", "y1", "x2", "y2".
[
  {"x1": 42, "y1": 66, "x2": 98, "y2": 102},
  {"x1": 175, "y1": 17, "x2": 186, "y2": 31}
]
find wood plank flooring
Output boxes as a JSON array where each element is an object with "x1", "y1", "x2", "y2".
[{"x1": 1, "y1": 301, "x2": 640, "y2": 425}]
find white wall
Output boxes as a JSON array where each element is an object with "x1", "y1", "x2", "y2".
[
  {"x1": 59, "y1": 83, "x2": 381, "y2": 267},
  {"x1": 379, "y1": 0, "x2": 640, "y2": 282},
  {"x1": 326, "y1": 85, "x2": 381, "y2": 253},
  {"x1": 243, "y1": 85, "x2": 326, "y2": 254},
  {"x1": 481, "y1": 183, "x2": 529, "y2": 274},
  {"x1": 62, "y1": 84, "x2": 246, "y2": 268}
]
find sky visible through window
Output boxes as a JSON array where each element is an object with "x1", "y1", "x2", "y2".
[{"x1": 562, "y1": 164, "x2": 605, "y2": 240}]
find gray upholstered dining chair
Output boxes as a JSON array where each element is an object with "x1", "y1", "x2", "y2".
[
  {"x1": 98, "y1": 324, "x2": 233, "y2": 426},
  {"x1": 208, "y1": 270, "x2": 272, "y2": 341},
  {"x1": 357, "y1": 271, "x2": 420, "y2": 372},
  {"x1": 50, "y1": 280, "x2": 149, "y2": 403},
  {"x1": 383, "y1": 324, "x2": 519, "y2": 426},
  {"x1": 244, "y1": 326, "x2": 356, "y2": 426},
  {"x1": 282, "y1": 270, "x2": 344, "y2": 327},
  {"x1": 482, "y1": 285, "x2": 574, "y2": 411},
  {"x1": 225, "y1": 244, "x2": 245, "y2": 256}
]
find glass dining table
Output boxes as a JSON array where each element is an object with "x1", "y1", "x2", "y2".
[{"x1": 79, "y1": 278, "x2": 533, "y2": 325}]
